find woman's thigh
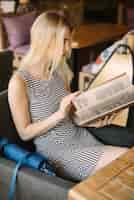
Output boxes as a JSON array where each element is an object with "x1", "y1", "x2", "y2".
[
  {"x1": 92, "y1": 145, "x2": 128, "y2": 174},
  {"x1": 88, "y1": 125, "x2": 134, "y2": 147}
]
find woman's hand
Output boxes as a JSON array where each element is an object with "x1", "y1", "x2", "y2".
[
  {"x1": 84, "y1": 112, "x2": 119, "y2": 128},
  {"x1": 59, "y1": 91, "x2": 80, "y2": 119}
]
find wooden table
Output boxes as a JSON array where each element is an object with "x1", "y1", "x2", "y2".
[
  {"x1": 68, "y1": 148, "x2": 134, "y2": 200},
  {"x1": 71, "y1": 23, "x2": 128, "y2": 90},
  {"x1": 72, "y1": 23, "x2": 128, "y2": 49}
]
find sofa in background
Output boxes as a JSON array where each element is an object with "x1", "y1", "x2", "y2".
[
  {"x1": 0, "y1": 0, "x2": 85, "y2": 69},
  {"x1": 0, "y1": 11, "x2": 38, "y2": 69},
  {"x1": 0, "y1": 90, "x2": 75, "y2": 200}
]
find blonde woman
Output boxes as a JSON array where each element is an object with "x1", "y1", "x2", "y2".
[{"x1": 8, "y1": 11, "x2": 128, "y2": 181}]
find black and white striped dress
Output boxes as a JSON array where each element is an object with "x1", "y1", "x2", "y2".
[{"x1": 17, "y1": 69, "x2": 104, "y2": 181}]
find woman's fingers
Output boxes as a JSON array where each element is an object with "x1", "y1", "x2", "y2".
[
  {"x1": 67, "y1": 91, "x2": 81, "y2": 102},
  {"x1": 107, "y1": 112, "x2": 117, "y2": 125},
  {"x1": 71, "y1": 91, "x2": 81, "y2": 97},
  {"x1": 103, "y1": 115, "x2": 109, "y2": 126},
  {"x1": 84, "y1": 112, "x2": 119, "y2": 128}
]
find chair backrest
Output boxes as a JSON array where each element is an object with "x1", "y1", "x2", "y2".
[
  {"x1": 0, "y1": 51, "x2": 13, "y2": 92},
  {"x1": 0, "y1": 90, "x2": 35, "y2": 151}
]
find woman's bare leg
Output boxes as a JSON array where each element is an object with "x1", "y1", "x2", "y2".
[{"x1": 92, "y1": 146, "x2": 128, "y2": 174}]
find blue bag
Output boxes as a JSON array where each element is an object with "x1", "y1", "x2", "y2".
[{"x1": 0, "y1": 137, "x2": 55, "y2": 200}]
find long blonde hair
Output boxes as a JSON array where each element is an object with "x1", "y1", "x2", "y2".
[{"x1": 20, "y1": 10, "x2": 74, "y2": 88}]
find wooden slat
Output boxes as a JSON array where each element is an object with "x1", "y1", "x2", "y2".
[
  {"x1": 69, "y1": 187, "x2": 108, "y2": 200},
  {"x1": 100, "y1": 178, "x2": 134, "y2": 200},
  {"x1": 118, "y1": 166, "x2": 134, "y2": 189}
]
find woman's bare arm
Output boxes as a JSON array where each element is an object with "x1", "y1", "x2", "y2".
[
  {"x1": 8, "y1": 74, "x2": 79, "y2": 141},
  {"x1": 8, "y1": 74, "x2": 65, "y2": 141}
]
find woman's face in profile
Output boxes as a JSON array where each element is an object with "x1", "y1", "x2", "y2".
[{"x1": 63, "y1": 28, "x2": 72, "y2": 57}]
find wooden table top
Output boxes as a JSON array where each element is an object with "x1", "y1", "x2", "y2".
[
  {"x1": 72, "y1": 23, "x2": 128, "y2": 49},
  {"x1": 68, "y1": 148, "x2": 134, "y2": 200}
]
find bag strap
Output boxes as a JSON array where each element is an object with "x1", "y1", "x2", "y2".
[
  {"x1": 0, "y1": 138, "x2": 8, "y2": 151},
  {"x1": 9, "y1": 152, "x2": 33, "y2": 200},
  {"x1": 0, "y1": 137, "x2": 55, "y2": 200},
  {"x1": 0, "y1": 139, "x2": 33, "y2": 200}
]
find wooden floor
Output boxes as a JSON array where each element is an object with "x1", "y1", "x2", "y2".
[{"x1": 68, "y1": 148, "x2": 134, "y2": 200}]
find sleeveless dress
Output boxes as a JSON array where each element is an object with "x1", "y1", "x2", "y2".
[{"x1": 17, "y1": 69, "x2": 105, "y2": 181}]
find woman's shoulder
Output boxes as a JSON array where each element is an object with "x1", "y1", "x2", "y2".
[
  {"x1": 8, "y1": 71, "x2": 27, "y2": 95},
  {"x1": 8, "y1": 71, "x2": 29, "y2": 115}
]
